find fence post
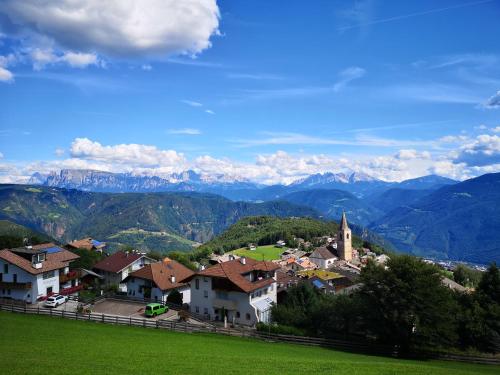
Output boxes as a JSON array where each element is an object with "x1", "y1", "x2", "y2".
[
  {"x1": 156, "y1": 320, "x2": 159, "y2": 329},
  {"x1": 62, "y1": 310, "x2": 65, "y2": 318},
  {"x1": 102, "y1": 313, "x2": 104, "y2": 323},
  {"x1": 88, "y1": 312, "x2": 91, "y2": 321},
  {"x1": 143, "y1": 319, "x2": 146, "y2": 328},
  {"x1": 37, "y1": 305, "x2": 39, "y2": 315},
  {"x1": 130, "y1": 317, "x2": 132, "y2": 326}
]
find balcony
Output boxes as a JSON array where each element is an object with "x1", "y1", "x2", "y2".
[
  {"x1": 60, "y1": 285, "x2": 83, "y2": 295},
  {"x1": 0, "y1": 281, "x2": 32, "y2": 290},
  {"x1": 59, "y1": 270, "x2": 81, "y2": 284}
]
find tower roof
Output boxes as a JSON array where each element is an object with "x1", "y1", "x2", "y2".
[{"x1": 340, "y1": 211, "x2": 349, "y2": 231}]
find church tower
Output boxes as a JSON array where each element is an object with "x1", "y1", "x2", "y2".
[{"x1": 337, "y1": 211, "x2": 352, "y2": 261}]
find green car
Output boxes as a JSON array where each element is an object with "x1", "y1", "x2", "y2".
[{"x1": 145, "y1": 303, "x2": 168, "y2": 317}]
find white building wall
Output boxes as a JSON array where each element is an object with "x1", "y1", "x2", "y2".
[
  {"x1": 189, "y1": 275, "x2": 277, "y2": 326},
  {"x1": 126, "y1": 278, "x2": 191, "y2": 304},
  {"x1": 0, "y1": 259, "x2": 60, "y2": 303}
]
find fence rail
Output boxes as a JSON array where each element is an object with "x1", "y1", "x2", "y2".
[{"x1": 1, "y1": 302, "x2": 498, "y2": 365}]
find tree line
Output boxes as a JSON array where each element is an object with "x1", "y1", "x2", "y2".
[{"x1": 272, "y1": 255, "x2": 500, "y2": 355}]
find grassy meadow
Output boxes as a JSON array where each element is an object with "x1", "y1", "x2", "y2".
[{"x1": 1, "y1": 311, "x2": 498, "y2": 375}]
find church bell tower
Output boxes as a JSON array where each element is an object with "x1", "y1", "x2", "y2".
[{"x1": 337, "y1": 211, "x2": 352, "y2": 261}]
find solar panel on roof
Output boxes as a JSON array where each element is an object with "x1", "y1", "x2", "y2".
[
  {"x1": 91, "y1": 240, "x2": 102, "y2": 246},
  {"x1": 45, "y1": 246, "x2": 62, "y2": 254},
  {"x1": 312, "y1": 279, "x2": 324, "y2": 289}
]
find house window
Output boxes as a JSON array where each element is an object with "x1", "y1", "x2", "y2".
[
  {"x1": 204, "y1": 290, "x2": 208, "y2": 298},
  {"x1": 246, "y1": 313, "x2": 251, "y2": 320},
  {"x1": 3, "y1": 264, "x2": 7, "y2": 274},
  {"x1": 204, "y1": 308, "x2": 208, "y2": 315},
  {"x1": 195, "y1": 279, "x2": 199, "y2": 290},
  {"x1": 195, "y1": 306, "x2": 199, "y2": 313},
  {"x1": 236, "y1": 311, "x2": 240, "y2": 318},
  {"x1": 43, "y1": 271, "x2": 55, "y2": 279},
  {"x1": 13, "y1": 274, "x2": 17, "y2": 283},
  {"x1": 203, "y1": 277, "x2": 208, "y2": 282}
]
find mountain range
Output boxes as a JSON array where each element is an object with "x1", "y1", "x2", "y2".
[
  {"x1": 0, "y1": 184, "x2": 317, "y2": 253},
  {"x1": 11, "y1": 169, "x2": 500, "y2": 263}
]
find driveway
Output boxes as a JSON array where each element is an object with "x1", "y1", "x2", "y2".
[{"x1": 90, "y1": 299, "x2": 178, "y2": 321}]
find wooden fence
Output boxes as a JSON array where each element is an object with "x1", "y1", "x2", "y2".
[{"x1": 1, "y1": 302, "x2": 498, "y2": 365}]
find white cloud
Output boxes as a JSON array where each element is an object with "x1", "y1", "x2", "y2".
[
  {"x1": 31, "y1": 48, "x2": 99, "y2": 70},
  {"x1": 205, "y1": 109, "x2": 215, "y2": 115},
  {"x1": 167, "y1": 128, "x2": 202, "y2": 135},
  {"x1": 333, "y1": 66, "x2": 366, "y2": 92},
  {"x1": 492, "y1": 126, "x2": 500, "y2": 133},
  {"x1": 396, "y1": 149, "x2": 431, "y2": 160},
  {"x1": 181, "y1": 100, "x2": 203, "y2": 107},
  {"x1": 0, "y1": 0, "x2": 220, "y2": 58},
  {"x1": 454, "y1": 134, "x2": 500, "y2": 166},
  {"x1": 0, "y1": 66, "x2": 13, "y2": 82},
  {"x1": 55, "y1": 148, "x2": 65, "y2": 157},
  {"x1": 141, "y1": 64, "x2": 152, "y2": 71},
  {"x1": 0, "y1": 54, "x2": 14, "y2": 82},
  {"x1": 70, "y1": 138, "x2": 187, "y2": 169},
  {"x1": 482, "y1": 91, "x2": 500, "y2": 109}
]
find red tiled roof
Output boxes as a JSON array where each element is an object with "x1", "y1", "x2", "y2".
[
  {"x1": 126, "y1": 257, "x2": 195, "y2": 291},
  {"x1": 197, "y1": 258, "x2": 279, "y2": 293},
  {"x1": 67, "y1": 238, "x2": 105, "y2": 250},
  {"x1": 93, "y1": 251, "x2": 143, "y2": 273},
  {"x1": 0, "y1": 248, "x2": 79, "y2": 275}
]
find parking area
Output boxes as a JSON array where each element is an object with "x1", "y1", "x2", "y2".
[
  {"x1": 90, "y1": 299, "x2": 179, "y2": 321},
  {"x1": 37, "y1": 298, "x2": 79, "y2": 312}
]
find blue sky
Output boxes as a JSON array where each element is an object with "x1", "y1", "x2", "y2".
[{"x1": 0, "y1": 0, "x2": 499, "y2": 184}]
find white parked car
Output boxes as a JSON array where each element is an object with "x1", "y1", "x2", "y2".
[{"x1": 44, "y1": 295, "x2": 68, "y2": 307}]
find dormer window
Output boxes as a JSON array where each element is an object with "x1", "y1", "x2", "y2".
[{"x1": 32, "y1": 252, "x2": 45, "y2": 264}]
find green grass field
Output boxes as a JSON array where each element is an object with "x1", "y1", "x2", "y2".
[
  {"x1": 231, "y1": 244, "x2": 284, "y2": 260},
  {"x1": 1, "y1": 312, "x2": 497, "y2": 375}
]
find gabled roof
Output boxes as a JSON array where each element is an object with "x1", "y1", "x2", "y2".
[
  {"x1": 0, "y1": 246, "x2": 79, "y2": 275},
  {"x1": 310, "y1": 246, "x2": 336, "y2": 260},
  {"x1": 93, "y1": 251, "x2": 143, "y2": 273},
  {"x1": 67, "y1": 237, "x2": 106, "y2": 250},
  {"x1": 197, "y1": 258, "x2": 279, "y2": 293},
  {"x1": 126, "y1": 258, "x2": 195, "y2": 291}
]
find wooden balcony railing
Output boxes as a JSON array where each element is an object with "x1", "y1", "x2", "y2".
[
  {"x1": 0, "y1": 281, "x2": 32, "y2": 290},
  {"x1": 59, "y1": 270, "x2": 82, "y2": 283}
]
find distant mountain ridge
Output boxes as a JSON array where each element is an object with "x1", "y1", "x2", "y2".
[
  {"x1": 0, "y1": 184, "x2": 317, "y2": 253},
  {"x1": 370, "y1": 173, "x2": 500, "y2": 263},
  {"x1": 31, "y1": 169, "x2": 260, "y2": 194},
  {"x1": 29, "y1": 169, "x2": 457, "y2": 202}
]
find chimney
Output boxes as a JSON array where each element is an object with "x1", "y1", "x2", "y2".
[
  {"x1": 240, "y1": 257, "x2": 246, "y2": 265},
  {"x1": 170, "y1": 275, "x2": 176, "y2": 283}
]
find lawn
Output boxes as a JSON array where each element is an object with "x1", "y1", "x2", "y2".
[
  {"x1": 1, "y1": 312, "x2": 498, "y2": 375},
  {"x1": 231, "y1": 244, "x2": 284, "y2": 260},
  {"x1": 298, "y1": 269, "x2": 343, "y2": 280}
]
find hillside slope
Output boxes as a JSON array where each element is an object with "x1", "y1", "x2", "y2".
[
  {"x1": 281, "y1": 189, "x2": 382, "y2": 225},
  {"x1": 0, "y1": 185, "x2": 317, "y2": 253},
  {"x1": 370, "y1": 173, "x2": 500, "y2": 263}
]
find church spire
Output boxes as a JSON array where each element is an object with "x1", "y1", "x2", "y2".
[{"x1": 340, "y1": 211, "x2": 349, "y2": 231}]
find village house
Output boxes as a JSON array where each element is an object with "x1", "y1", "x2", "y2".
[
  {"x1": 123, "y1": 257, "x2": 195, "y2": 304},
  {"x1": 93, "y1": 251, "x2": 155, "y2": 292},
  {"x1": 0, "y1": 243, "x2": 80, "y2": 303},
  {"x1": 309, "y1": 246, "x2": 337, "y2": 269},
  {"x1": 189, "y1": 257, "x2": 279, "y2": 326},
  {"x1": 66, "y1": 237, "x2": 106, "y2": 253},
  {"x1": 289, "y1": 257, "x2": 317, "y2": 272}
]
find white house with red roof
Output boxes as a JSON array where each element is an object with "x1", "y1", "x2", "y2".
[
  {"x1": 123, "y1": 257, "x2": 195, "y2": 304},
  {"x1": 188, "y1": 257, "x2": 279, "y2": 326},
  {"x1": 0, "y1": 243, "x2": 80, "y2": 303},
  {"x1": 93, "y1": 251, "x2": 155, "y2": 292}
]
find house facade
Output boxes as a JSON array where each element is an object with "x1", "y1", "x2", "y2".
[
  {"x1": 124, "y1": 257, "x2": 194, "y2": 304},
  {"x1": 0, "y1": 243, "x2": 80, "y2": 303},
  {"x1": 189, "y1": 257, "x2": 279, "y2": 326},
  {"x1": 93, "y1": 251, "x2": 154, "y2": 292},
  {"x1": 309, "y1": 246, "x2": 337, "y2": 269}
]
